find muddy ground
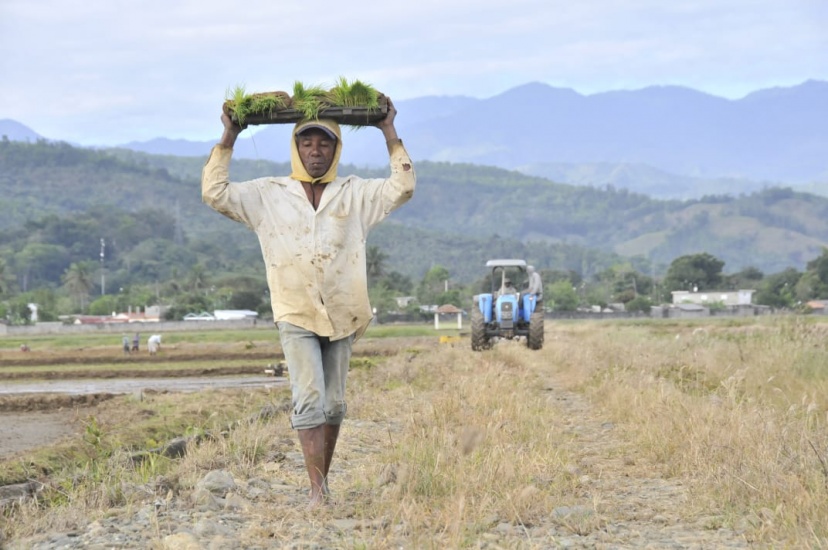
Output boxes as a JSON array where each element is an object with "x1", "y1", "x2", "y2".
[
  {"x1": 0, "y1": 342, "x2": 270, "y2": 458},
  {"x1": 0, "y1": 410, "x2": 83, "y2": 458},
  {"x1": 0, "y1": 394, "x2": 118, "y2": 460},
  {"x1": 0, "y1": 337, "x2": 417, "y2": 458}
]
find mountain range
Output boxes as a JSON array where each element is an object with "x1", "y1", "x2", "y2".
[{"x1": 3, "y1": 80, "x2": 827, "y2": 200}]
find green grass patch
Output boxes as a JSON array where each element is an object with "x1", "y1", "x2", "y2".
[
  {"x1": 0, "y1": 323, "x2": 447, "y2": 351},
  {"x1": 363, "y1": 324, "x2": 459, "y2": 338},
  {"x1": 0, "y1": 327, "x2": 277, "y2": 350}
]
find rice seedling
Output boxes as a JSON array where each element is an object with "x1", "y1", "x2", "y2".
[
  {"x1": 224, "y1": 84, "x2": 252, "y2": 125},
  {"x1": 248, "y1": 92, "x2": 288, "y2": 116},
  {"x1": 291, "y1": 81, "x2": 331, "y2": 120},
  {"x1": 223, "y1": 85, "x2": 289, "y2": 126},
  {"x1": 328, "y1": 76, "x2": 380, "y2": 109},
  {"x1": 222, "y1": 78, "x2": 383, "y2": 125}
]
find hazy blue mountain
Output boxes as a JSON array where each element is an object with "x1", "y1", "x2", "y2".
[
  {"x1": 0, "y1": 119, "x2": 42, "y2": 142},
  {"x1": 5, "y1": 81, "x2": 827, "y2": 196},
  {"x1": 401, "y1": 80, "x2": 828, "y2": 183},
  {"x1": 117, "y1": 80, "x2": 828, "y2": 186}
]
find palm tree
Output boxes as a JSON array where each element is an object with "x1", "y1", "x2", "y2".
[
  {"x1": 366, "y1": 246, "x2": 388, "y2": 285},
  {"x1": 62, "y1": 261, "x2": 95, "y2": 311}
]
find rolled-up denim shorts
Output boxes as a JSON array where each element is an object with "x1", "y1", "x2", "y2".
[{"x1": 276, "y1": 321, "x2": 354, "y2": 430}]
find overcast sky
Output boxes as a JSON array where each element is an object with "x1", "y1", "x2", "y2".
[{"x1": 1, "y1": 0, "x2": 825, "y2": 145}]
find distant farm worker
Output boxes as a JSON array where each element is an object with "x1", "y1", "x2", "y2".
[
  {"x1": 526, "y1": 265, "x2": 543, "y2": 303},
  {"x1": 122, "y1": 334, "x2": 130, "y2": 356},
  {"x1": 132, "y1": 332, "x2": 140, "y2": 352},
  {"x1": 20, "y1": 343, "x2": 30, "y2": 352},
  {"x1": 202, "y1": 95, "x2": 415, "y2": 507},
  {"x1": 147, "y1": 334, "x2": 162, "y2": 355}
]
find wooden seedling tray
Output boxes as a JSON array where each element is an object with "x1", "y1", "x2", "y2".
[{"x1": 231, "y1": 96, "x2": 388, "y2": 126}]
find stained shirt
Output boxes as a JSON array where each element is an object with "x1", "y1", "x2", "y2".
[{"x1": 201, "y1": 143, "x2": 415, "y2": 341}]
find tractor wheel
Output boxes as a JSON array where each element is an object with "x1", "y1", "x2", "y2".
[
  {"x1": 471, "y1": 304, "x2": 491, "y2": 351},
  {"x1": 527, "y1": 308, "x2": 544, "y2": 350}
]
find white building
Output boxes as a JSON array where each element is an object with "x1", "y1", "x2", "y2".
[
  {"x1": 671, "y1": 289, "x2": 755, "y2": 306},
  {"x1": 213, "y1": 309, "x2": 259, "y2": 320}
]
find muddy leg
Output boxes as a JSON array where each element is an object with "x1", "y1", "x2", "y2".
[
  {"x1": 297, "y1": 425, "x2": 327, "y2": 507},
  {"x1": 322, "y1": 423, "x2": 341, "y2": 495}
]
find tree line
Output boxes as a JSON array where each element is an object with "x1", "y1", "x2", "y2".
[{"x1": 2, "y1": 201, "x2": 827, "y2": 324}]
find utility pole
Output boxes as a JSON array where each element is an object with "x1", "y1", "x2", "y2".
[{"x1": 100, "y1": 238, "x2": 106, "y2": 295}]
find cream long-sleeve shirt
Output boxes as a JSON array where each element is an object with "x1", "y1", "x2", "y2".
[{"x1": 202, "y1": 143, "x2": 415, "y2": 341}]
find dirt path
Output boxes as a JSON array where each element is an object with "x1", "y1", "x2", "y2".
[{"x1": 544, "y1": 386, "x2": 749, "y2": 547}]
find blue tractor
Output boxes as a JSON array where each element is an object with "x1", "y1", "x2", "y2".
[{"x1": 471, "y1": 259, "x2": 544, "y2": 351}]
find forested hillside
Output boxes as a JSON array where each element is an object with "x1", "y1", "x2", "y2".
[{"x1": 3, "y1": 138, "x2": 828, "y2": 290}]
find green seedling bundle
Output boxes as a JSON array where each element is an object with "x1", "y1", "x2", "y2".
[{"x1": 223, "y1": 77, "x2": 386, "y2": 127}]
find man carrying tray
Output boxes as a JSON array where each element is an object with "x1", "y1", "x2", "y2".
[{"x1": 202, "y1": 96, "x2": 415, "y2": 507}]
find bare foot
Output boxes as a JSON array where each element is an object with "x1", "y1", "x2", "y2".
[{"x1": 307, "y1": 487, "x2": 330, "y2": 510}]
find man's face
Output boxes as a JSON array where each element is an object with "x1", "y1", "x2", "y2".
[{"x1": 297, "y1": 129, "x2": 336, "y2": 178}]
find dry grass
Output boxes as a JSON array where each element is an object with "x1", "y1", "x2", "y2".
[
  {"x1": 3, "y1": 317, "x2": 828, "y2": 546},
  {"x1": 553, "y1": 317, "x2": 828, "y2": 545},
  {"x1": 342, "y1": 344, "x2": 575, "y2": 545}
]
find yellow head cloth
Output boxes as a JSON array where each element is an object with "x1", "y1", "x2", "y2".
[{"x1": 289, "y1": 118, "x2": 342, "y2": 184}]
